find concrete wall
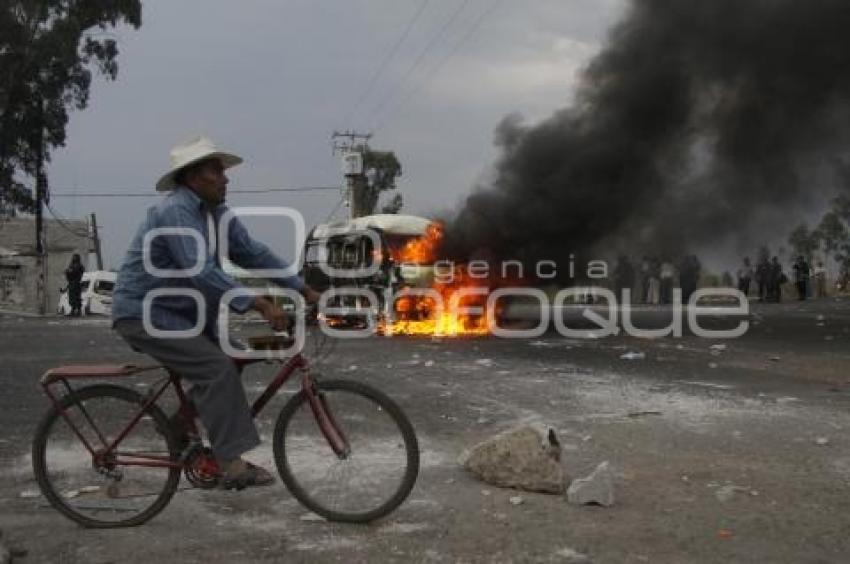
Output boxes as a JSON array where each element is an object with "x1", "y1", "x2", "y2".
[{"x1": 0, "y1": 217, "x2": 91, "y2": 315}]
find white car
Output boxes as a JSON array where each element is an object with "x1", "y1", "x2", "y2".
[{"x1": 57, "y1": 270, "x2": 117, "y2": 316}]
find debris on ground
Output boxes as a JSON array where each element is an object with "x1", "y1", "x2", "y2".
[
  {"x1": 62, "y1": 485, "x2": 100, "y2": 499},
  {"x1": 769, "y1": 356, "x2": 781, "y2": 361},
  {"x1": 18, "y1": 490, "x2": 40, "y2": 499},
  {"x1": 627, "y1": 410, "x2": 663, "y2": 418},
  {"x1": 299, "y1": 513, "x2": 326, "y2": 522},
  {"x1": 424, "y1": 360, "x2": 435, "y2": 367},
  {"x1": 709, "y1": 343, "x2": 727, "y2": 351},
  {"x1": 619, "y1": 351, "x2": 645, "y2": 360},
  {"x1": 566, "y1": 461, "x2": 615, "y2": 507},
  {"x1": 677, "y1": 381, "x2": 733, "y2": 390},
  {"x1": 716, "y1": 529, "x2": 734, "y2": 540},
  {"x1": 815, "y1": 437, "x2": 830, "y2": 446},
  {"x1": 509, "y1": 496, "x2": 524, "y2": 506},
  {"x1": 714, "y1": 484, "x2": 749, "y2": 502},
  {"x1": 776, "y1": 397, "x2": 800, "y2": 404},
  {"x1": 553, "y1": 546, "x2": 590, "y2": 562},
  {"x1": 462, "y1": 425, "x2": 565, "y2": 494},
  {"x1": 475, "y1": 358, "x2": 494, "y2": 367}
]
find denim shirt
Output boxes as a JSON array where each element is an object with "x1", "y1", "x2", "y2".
[{"x1": 112, "y1": 186, "x2": 305, "y2": 335}]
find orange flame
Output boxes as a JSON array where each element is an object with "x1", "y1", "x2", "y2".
[
  {"x1": 396, "y1": 222, "x2": 444, "y2": 264},
  {"x1": 381, "y1": 223, "x2": 492, "y2": 337}
]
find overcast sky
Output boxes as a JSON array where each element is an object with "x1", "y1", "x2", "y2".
[{"x1": 46, "y1": 0, "x2": 626, "y2": 268}]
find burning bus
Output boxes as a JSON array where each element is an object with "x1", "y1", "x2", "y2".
[
  {"x1": 302, "y1": 214, "x2": 435, "y2": 321},
  {"x1": 302, "y1": 214, "x2": 491, "y2": 336}
]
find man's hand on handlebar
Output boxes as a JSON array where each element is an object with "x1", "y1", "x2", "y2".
[
  {"x1": 251, "y1": 297, "x2": 290, "y2": 332},
  {"x1": 251, "y1": 287, "x2": 320, "y2": 331}
]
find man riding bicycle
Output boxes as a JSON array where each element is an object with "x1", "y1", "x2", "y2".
[{"x1": 112, "y1": 136, "x2": 320, "y2": 489}]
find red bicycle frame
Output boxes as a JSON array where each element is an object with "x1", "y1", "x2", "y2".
[{"x1": 39, "y1": 351, "x2": 350, "y2": 471}]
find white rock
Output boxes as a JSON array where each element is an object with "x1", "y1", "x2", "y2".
[
  {"x1": 715, "y1": 484, "x2": 746, "y2": 502},
  {"x1": 464, "y1": 426, "x2": 565, "y2": 494},
  {"x1": 509, "y1": 496, "x2": 524, "y2": 506},
  {"x1": 567, "y1": 461, "x2": 615, "y2": 506},
  {"x1": 619, "y1": 351, "x2": 645, "y2": 360},
  {"x1": 299, "y1": 512, "x2": 325, "y2": 522},
  {"x1": 424, "y1": 360, "x2": 435, "y2": 367},
  {"x1": 709, "y1": 344, "x2": 727, "y2": 351},
  {"x1": 19, "y1": 490, "x2": 40, "y2": 499},
  {"x1": 554, "y1": 547, "x2": 590, "y2": 562},
  {"x1": 475, "y1": 358, "x2": 494, "y2": 367},
  {"x1": 815, "y1": 437, "x2": 830, "y2": 446}
]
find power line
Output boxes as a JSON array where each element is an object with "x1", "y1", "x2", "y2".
[
  {"x1": 323, "y1": 196, "x2": 347, "y2": 223},
  {"x1": 373, "y1": 0, "x2": 503, "y2": 135},
  {"x1": 363, "y1": 0, "x2": 472, "y2": 127},
  {"x1": 45, "y1": 201, "x2": 90, "y2": 237},
  {"x1": 49, "y1": 186, "x2": 342, "y2": 198},
  {"x1": 340, "y1": 0, "x2": 432, "y2": 128}
]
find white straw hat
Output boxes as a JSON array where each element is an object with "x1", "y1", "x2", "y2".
[{"x1": 155, "y1": 136, "x2": 243, "y2": 191}]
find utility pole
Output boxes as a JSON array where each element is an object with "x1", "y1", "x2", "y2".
[
  {"x1": 332, "y1": 130, "x2": 371, "y2": 219},
  {"x1": 35, "y1": 101, "x2": 47, "y2": 315},
  {"x1": 90, "y1": 213, "x2": 103, "y2": 270}
]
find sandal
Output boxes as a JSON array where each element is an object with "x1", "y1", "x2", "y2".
[{"x1": 220, "y1": 461, "x2": 275, "y2": 490}]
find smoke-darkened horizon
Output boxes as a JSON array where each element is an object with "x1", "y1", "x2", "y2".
[{"x1": 444, "y1": 0, "x2": 850, "y2": 274}]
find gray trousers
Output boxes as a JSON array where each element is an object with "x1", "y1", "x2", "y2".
[{"x1": 113, "y1": 319, "x2": 260, "y2": 461}]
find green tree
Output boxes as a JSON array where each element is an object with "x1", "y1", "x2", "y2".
[
  {"x1": 816, "y1": 211, "x2": 847, "y2": 263},
  {"x1": 0, "y1": 0, "x2": 141, "y2": 214},
  {"x1": 380, "y1": 192, "x2": 403, "y2": 214},
  {"x1": 788, "y1": 223, "x2": 819, "y2": 260},
  {"x1": 351, "y1": 147, "x2": 402, "y2": 217}
]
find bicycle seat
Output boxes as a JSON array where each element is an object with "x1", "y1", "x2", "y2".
[{"x1": 40, "y1": 363, "x2": 161, "y2": 385}]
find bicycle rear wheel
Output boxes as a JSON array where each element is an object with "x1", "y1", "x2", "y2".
[
  {"x1": 32, "y1": 384, "x2": 181, "y2": 528},
  {"x1": 273, "y1": 379, "x2": 419, "y2": 523}
]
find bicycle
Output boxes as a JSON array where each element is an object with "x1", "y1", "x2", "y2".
[{"x1": 31, "y1": 329, "x2": 420, "y2": 528}]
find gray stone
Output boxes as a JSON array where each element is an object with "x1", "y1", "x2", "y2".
[
  {"x1": 463, "y1": 425, "x2": 565, "y2": 494},
  {"x1": 567, "y1": 461, "x2": 615, "y2": 506}
]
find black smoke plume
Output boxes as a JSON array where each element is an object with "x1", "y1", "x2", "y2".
[{"x1": 445, "y1": 0, "x2": 850, "y2": 276}]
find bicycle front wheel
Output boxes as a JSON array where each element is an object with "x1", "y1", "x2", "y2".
[
  {"x1": 273, "y1": 379, "x2": 419, "y2": 523},
  {"x1": 32, "y1": 384, "x2": 181, "y2": 528}
]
